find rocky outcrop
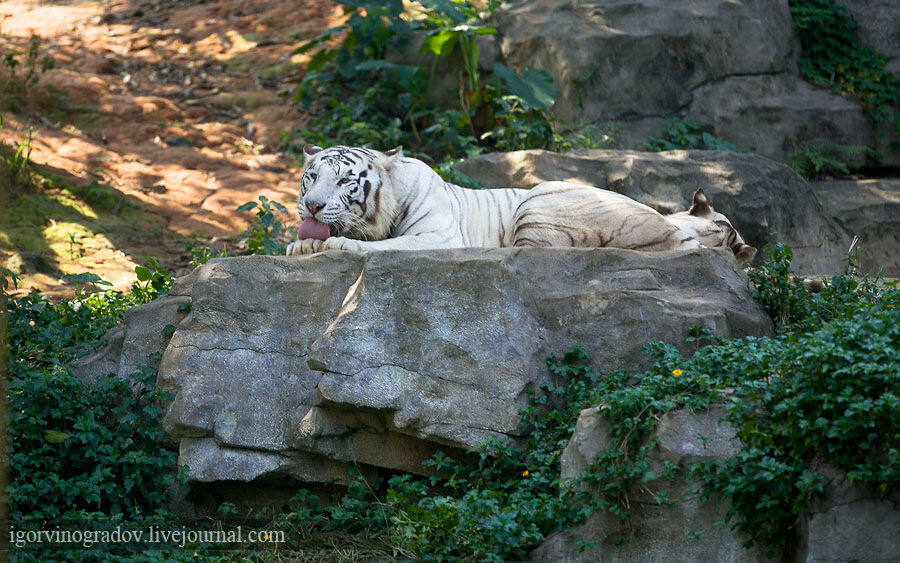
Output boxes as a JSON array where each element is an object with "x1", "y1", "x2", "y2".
[
  {"x1": 455, "y1": 149, "x2": 852, "y2": 273},
  {"x1": 839, "y1": 0, "x2": 900, "y2": 74},
  {"x1": 534, "y1": 406, "x2": 900, "y2": 563},
  {"x1": 799, "y1": 463, "x2": 900, "y2": 562},
  {"x1": 810, "y1": 179, "x2": 900, "y2": 276},
  {"x1": 496, "y1": 0, "x2": 794, "y2": 125},
  {"x1": 493, "y1": 0, "x2": 898, "y2": 167},
  {"x1": 533, "y1": 406, "x2": 774, "y2": 562},
  {"x1": 77, "y1": 248, "x2": 773, "y2": 486}
]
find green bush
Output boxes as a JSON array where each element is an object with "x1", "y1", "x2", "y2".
[
  {"x1": 787, "y1": 141, "x2": 877, "y2": 179},
  {"x1": 644, "y1": 119, "x2": 741, "y2": 152},
  {"x1": 4, "y1": 267, "x2": 190, "y2": 560},
  {"x1": 287, "y1": 0, "x2": 608, "y2": 162},
  {"x1": 235, "y1": 196, "x2": 291, "y2": 256}
]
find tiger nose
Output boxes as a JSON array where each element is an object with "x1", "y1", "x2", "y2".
[{"x1": 305, "y1": 200, "x2": 325, "y2": 215}]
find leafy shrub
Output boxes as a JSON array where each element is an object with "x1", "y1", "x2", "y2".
[
  {"x1": 235, "y1": 196, "x2": 291, "y2": 255},
  {"x1": 1, "y1": 34, "x2": 55, "y2": 108},
  {"x1": 748, "y1": 237, "x2": 882, "y2": 332},
  {"x1": 693, "y1": 299, "x2": 899, "y2": 550},
  {"x1": 0, "y1": 115, "x2": 35, "y2": 191},
  {"x1": 644, "y1": 119, "x2": 741, "y2": 152},
  {"x1": 787, "y1": 141, "x2": 877, "y2": 179},
  {"x1": 4, "y1": 267, "x2": 188, "y2": 559},
  {"x1": 287, "y1": 0, "x2": 607, "y2": 161}
]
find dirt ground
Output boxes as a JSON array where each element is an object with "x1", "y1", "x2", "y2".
[{"x1": 1, "y1": 0, "x2": 344, "y2": 295}]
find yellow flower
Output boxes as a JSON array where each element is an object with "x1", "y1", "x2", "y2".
[
  {"x1": 522, "y1": 470, "x2": 529, "y2": 477},
  {"x1": 672, "y1": 369, "x2": 683, "y2": 376}
]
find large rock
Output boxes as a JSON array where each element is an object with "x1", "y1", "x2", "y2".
[
  {"x1": 798, "y1": 463, "x2": 900, "y2": 562},
  {"x1": 455, "y1": 149, "x2": 852, "y2": 273},
  {"x1": 537, "y1": 406, "x2": 900, "y2": 562},
  {"x1": 839, "y1": 0, "x2": 900, "y2": 74},
  {"x1": 81, "y1": 249, "x2": 773, "y2": 487},
  {"x1": 810, "y1": 179, "x2": 900, "y2": 276},
  {"x1": 686, "y1": 76, "x2": 882, "y2": 165},
  {"x1": 493, "y1": 0, "x2": 898, "y2": 167},
  {"x1": 496, "y1": 0, "x2": 794, "y2": 124},
  {"x1": 533, "y1": 405, "x2": 774, "y2": 562}
]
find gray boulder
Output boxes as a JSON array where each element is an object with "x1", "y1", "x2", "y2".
[
  {"x1": 810, "y1": 179, "x2": 900, "y2": 276},
  {"x1": 686, "y1": 76, "x2": 883, "y2": 165},
  {"x1": 495, "y1": 0, "x2": 794, "y2": 124},
  {"x1": 537, "y1": 406, "x2": 900, "y2": 562},
  {"x1": 84, "y1": 248, "x2": 773, "y2": 487},
  {"x1": 839, "y1": 0, "x2": 900, "y2": 74},
  {"x1": 534, "y1": 405, "x2": 774, "y2": 562},
  {"x1": 455, "y1": 149, "x2": 852, "y2": 273},
  {"x1": 798, "y1": 463, "x2": 900, "y2": 562},
  {"x1": 492, "y1": 0, "x2": 898, "y2": 167}
]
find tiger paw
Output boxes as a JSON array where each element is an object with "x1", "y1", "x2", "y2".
[
  {"x1": 286, "y1": 239, "x2": 324, "y2": 255},
  {"x1": 320, "y1": 237, "x2": 363, "y2": 252}
]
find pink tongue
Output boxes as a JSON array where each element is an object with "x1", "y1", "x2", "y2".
[{"x1": 298, "y1": 218, "x2": 331, "y2": 240}]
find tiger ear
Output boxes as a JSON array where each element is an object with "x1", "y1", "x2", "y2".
[
  {"x1": 689, "y1": 188, "x2": 712, "y2": 217},
  {"x1": 303, "y1": 145, "x2": 323, "y2": 159},
  {"x1": 735, "y1": 244, "x2": 758, "y2": 263},
  {"x1": 382, "y1": 146, "x2": 403, "y2": 169}
]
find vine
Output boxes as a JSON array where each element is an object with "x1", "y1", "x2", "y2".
[{"x1": 789, "y1": 0, "x2": 900, "y2": 149}]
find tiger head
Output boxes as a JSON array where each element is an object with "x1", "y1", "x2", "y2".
[
  {"x1": 668, "y1": 189, "x2": 757, "y2": 263},
  {"x1": 296, "y1": 145, "x2": 402, "y2": 241}
]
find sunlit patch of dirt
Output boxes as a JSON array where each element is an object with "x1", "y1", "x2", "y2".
[{"x1": 1, "y1": 0, "x2": 345, "y2": 296}]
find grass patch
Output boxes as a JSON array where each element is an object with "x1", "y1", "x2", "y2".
[{"x1": 0, "y1": 170, "x2": 167, "y2": 289}]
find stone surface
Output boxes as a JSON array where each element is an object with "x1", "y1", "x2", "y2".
[
  {"x1": 839, "y1": 0, "x2": 900, "y2": 73},
  {"x1": 799, "y1": 463, "x2": 900, "y2": 563},
  {"x1": 541, "y1": 407, "x2": 900, "y2": 562},
  {"x1": 455, "y1": 149, "x2": 852, "y2": 273},
  {"x1": 686, "y1": 76, "x2": 881, "y2": 165},
  {"x1": 496, "y1": 0, "x2": 794, "y2": 123},
  {"x1": 810, "y1": 179, "x2": 900, "y2": 276},
  {"x1": 74, "y1": 293, "x2": 191, "y2": 382},
  {"x1": 535, "y1": 405, "x2": 773, "y2": 562},
  {"x1": 492, "y1": 0, "x2": 899, "y2": 167},
  {"x1": 83, "y1": 249, "x2": 773, "y2": 486}
]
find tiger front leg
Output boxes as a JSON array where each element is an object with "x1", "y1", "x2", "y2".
[{"x1": 285, "y1": 236, "x2": 365, "y2": 255}]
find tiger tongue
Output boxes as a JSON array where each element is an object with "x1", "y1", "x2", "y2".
[{"x1": 297, "y1": 218, "x2": 331, "y2": 240}]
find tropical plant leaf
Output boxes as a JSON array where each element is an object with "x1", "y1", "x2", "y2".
[
  {"x1": 493, "y1": 63, "x2": 558, "y2": 111},
  {"x1": 62, "y1": 273, "x2": 112, "y2": 286}
]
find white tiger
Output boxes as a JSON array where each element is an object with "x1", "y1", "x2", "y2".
[{"x1": 285, "y1": 145, "x2": 756, "y2": 262}]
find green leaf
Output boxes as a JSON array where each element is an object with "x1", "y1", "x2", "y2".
[
  {"x1": 134, "y1": 266, "x2": 152, "y2": 282},
  {"x1": 44, "y1": 430, "x2": 73, "y2": 444},
  {"x1": 423, "y1": 28, "x2": 461, "y2": 56},
  {"x1": 161, "y1": 324, "x2": 176, "y2": 337},
  {"x1": 145, "y1": 256, "x2": 162, "y2": 270},
  {"x1": 62, "y1": 273, "x2": 112, "y2": 286},
  {"x1": 235, "y1": 201, "x2": 257, "y2": 213},
  {"x1": 493, "y1": 63, "x2": 559, "y2": 111}
]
